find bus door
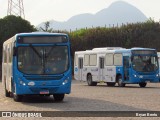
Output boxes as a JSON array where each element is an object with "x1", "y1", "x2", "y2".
[
  {"x1": 99, "y1": 57, "x2": 104, "y2": 80},
  {"x1": 123, "y1": 56, "x2": 130, "y2": 81},
  {"x1": 78, "y1": 58, "x2": 83, "y2": 80}
]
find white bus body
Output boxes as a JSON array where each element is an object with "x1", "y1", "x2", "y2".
[{"x1": 74, "y1": 47, "x2": 125, "y2": 86}]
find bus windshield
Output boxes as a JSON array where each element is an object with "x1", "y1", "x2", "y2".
[
  {"x1": 18, "y1": 46, "x2": 69, "y2": 74},
  {"x1": 131, "y1": 55, "x2": 158, "y2": 72}
]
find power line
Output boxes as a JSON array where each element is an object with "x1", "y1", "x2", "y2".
[{"x1": 7, "y1": 0, "x2": 25, "y2": 19}]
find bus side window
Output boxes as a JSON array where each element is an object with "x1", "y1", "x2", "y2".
[
  {"x1": 3, "y1": 47, "x2": 5, "y2": 63},
  {"x1": 84, "y1": 54, "x2": 89, "y2": 66},
  {"x1": 9, "y1": 44, "x2": 12, "y2": 63},
  {"x1": 7, "y1": 44, "x2": 11, "y2": 63},
  {"x1": 105, "y1": 53, "x2": 113, "y2": 66},
  {"x1": 114, "y1": 53, "x2": 122, "y2": 66},
  {"x1": 89, "y1": 54, "x2": 97, "y2": 66},
  {"x1": 4, "y1": 46, "x2": 7, "y2": 63}
]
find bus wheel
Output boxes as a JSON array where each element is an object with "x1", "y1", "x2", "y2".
[
  {"x1": 13, "y1": 93, "x2": 23, "y2": 102},
  {"x1": 5, "y1": 83, "x2": 10, "y2": 97},
  {"x1": 53, "y1": 94, "x2": 65, "y2": 102},
  {"x1": 139, "y1": 82, "x2": 147, "y2": 87},
  {"x1": 87, "y1": 74, "x2": 97, "y2": 86},
  {"x1": 117, "y1": 76, "x2": 125, "y2": 87},
  {"x1": 107, "y1": 82, "x2": 116, "y2": 87}
]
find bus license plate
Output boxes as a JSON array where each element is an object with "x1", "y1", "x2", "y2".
[
  {"x1": 100, "y1": 81, "x2": 104, "y2": 84},
  {"x1": 40, "y1": 90, "x2": 49, "y2": 94}
]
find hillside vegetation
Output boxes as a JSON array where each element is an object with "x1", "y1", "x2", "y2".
[{"x1": 69, "y1": 19, "x2": 160, "y2": 55}]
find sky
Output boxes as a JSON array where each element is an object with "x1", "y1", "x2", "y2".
[{"x1": 0, "y1": 0, "x2": 160, "y2": 26}]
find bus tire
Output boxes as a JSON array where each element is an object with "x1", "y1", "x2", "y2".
[
  {"x1": 117, "y1": 76, "x2": 125, "y2": 87},
  {"x1": 13, "y1": 93, "x2": 23, "y2": 102},
  {"x1": 5, "y1": 83, "x2": 10, "y2": 97},
  {"x1": 107, "y1": 82, "x2": 116, "y2": 87},
  {"x1": 53, "y1": 94, "x2": 65, "y2": 102},
  {"x1": 139, "y1": 82, "x2": 147, "y2": 87},
  {"x1": 87, "y1": 74, "x2": 97, "y2": 86}
]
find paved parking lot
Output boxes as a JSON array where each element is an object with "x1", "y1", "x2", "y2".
[{"x1": 0, "y1": 80, "x2": 160, "y2": 118}]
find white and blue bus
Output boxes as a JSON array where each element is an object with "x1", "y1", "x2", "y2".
[
  {"x1": 2, "y1": 32, "x2": 72, "y2": 102},
  {"x1": 74, "y1": 47, "x2": 159, "y2": 87}
]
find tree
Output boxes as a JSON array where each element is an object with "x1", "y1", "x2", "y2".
[
  {"x1": 0, "y1": 15, "x2": 36, "y2": 62},
  {"x1": 39, "y1": 21, "x2": 53, "y2": 32},
  {"x1": 0, "y1": 15, "x2": 36, "y2": 44}
]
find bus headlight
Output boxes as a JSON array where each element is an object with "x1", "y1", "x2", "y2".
[
  {"x1": 18, "y1": 78, "x2": 26, "y2": 86},
  {"x1": 62, "y1": 80, "x2": 68, "y2": 85},
  {"x1": 62, "y1": 77, "x2": 70, "y2": 85},
  {"x1": 22, "y1": 83, "x2": 26, "y2": 86},
  {"x1": 156, "y1": 74, "x2": 159, "y2": 77},
  {"x1": 133, "y1": 74, "x2": 137, "y2": 78}
]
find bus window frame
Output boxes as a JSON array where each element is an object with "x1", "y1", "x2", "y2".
[{"x1": 16, "y1": 45, "x2": 70, "y2": 75}]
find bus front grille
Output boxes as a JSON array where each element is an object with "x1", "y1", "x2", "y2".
[{"x1": 24, "y1": 76, "x2": 63, "y2": 80}]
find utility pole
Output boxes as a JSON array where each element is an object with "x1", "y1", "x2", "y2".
[{"x1": 7, "y1": 0, "x2": 25, "y2": 19}]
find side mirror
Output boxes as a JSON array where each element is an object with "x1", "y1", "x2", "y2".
[{"x1": 13, "y1": 47, "x2": 17, "y2": 56}]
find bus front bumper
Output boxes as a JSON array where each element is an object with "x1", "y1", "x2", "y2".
[
  {"x1": 15, "y1": 82, "x2": 71, "y2": 95},
  {"x1": 130, "y1": 74, "x2": 159, "y2": 83}
]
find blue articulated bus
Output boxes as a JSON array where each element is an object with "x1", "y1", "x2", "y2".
[
  {"x1": 74, "y1": 47, "x2": 159, "y2": 87},
  {"x1": 2, "y1": 32, "x2": 72, "y2": 102}
]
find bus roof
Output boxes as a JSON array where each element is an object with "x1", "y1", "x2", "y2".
[
  {"x1": 75, "y1": 47, "x2": 156, "y2": 55},
  {"x1": 75, "y1": 49, "x2": 127, "y2": 55},
  {"x1": 92, "y1": 47, "x2": 125, "y2": 51},
  {"x1": 3, "y1": 32, "x2": 68, "y2": 45},
  {"x1": 130, "y1": 47, "x2": 156, "y2": 51},
  {"x1": 15, "y1": 32, "x2": 68, "y2": 37}
]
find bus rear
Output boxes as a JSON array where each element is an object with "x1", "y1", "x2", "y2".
[{"x1": 4, "y1": 32, "x2": 72, "y2": 102}]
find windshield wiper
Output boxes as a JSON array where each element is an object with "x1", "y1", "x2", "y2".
[
  {"x1": 45, "y1": 45, "x2": 56, "y2": 58},
  {"x1": 29, "y1": 44, "x2": 42, "y2": 58}
]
